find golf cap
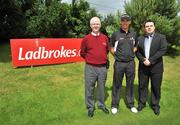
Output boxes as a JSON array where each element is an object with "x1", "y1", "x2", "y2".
[{"x1": 121, "y1": 14, "x2": 131, "y2": 21}]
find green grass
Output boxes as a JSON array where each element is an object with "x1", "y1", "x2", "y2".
[{"x1": 0, "y1": 43, "x2": 180, "y2": 125}]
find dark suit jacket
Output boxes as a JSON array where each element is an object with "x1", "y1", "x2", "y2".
[{"x1": 136, "y1": 33, "x2": 167, "y2": 73}]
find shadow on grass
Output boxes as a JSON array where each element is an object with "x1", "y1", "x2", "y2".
[
  {"x1": 0, "y1": 41, "x2": 12, "y2": 62},
  {"x1": 121, "y1": 84, "x2": 152, "y2": 108},
  {"x1": 103, "y1": 83, "x2": 152, "y2": 108},
  {"x1": 166, "y1": 47, "x2": 180, "y2": 58},
  {"x1": 94, "y1": 85, "x2": 110, "y2": 105},
  {"x1": 120, "y1": 84, "x2": 139, "y2": 107}
]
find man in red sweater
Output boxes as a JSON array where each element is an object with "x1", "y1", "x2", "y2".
[{"x1": 80, "y1": 17, "x2": 109, "y2": 118}]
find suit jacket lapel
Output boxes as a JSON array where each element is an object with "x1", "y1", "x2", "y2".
[
  {"x1": 141, "y1": 37, "x2": 146, "y2": 55},
  {"x1": 150, "y1": 33, "x2": 157, "y2": 56}
]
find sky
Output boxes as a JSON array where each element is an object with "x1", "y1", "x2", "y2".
[{"x1": 61, "y1": 0, "x2": 127, "y2": 15}]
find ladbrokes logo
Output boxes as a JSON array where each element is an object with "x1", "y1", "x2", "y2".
[
  {"x1": 11, "y1": 38, "x2": 83, "y2": 67},
  {"x1": 18, "y1": 46, "x2": 80, "y2": 60}
]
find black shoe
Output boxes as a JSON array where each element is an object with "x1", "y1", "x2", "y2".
[
  {"x1": 137, "y1": 105, "x2": 144, "y2": 112},
  {"x1": 99, "y1": 107, "x2": 109, "y2": 114},
  {"x1": 88, "y1": 110, "x2": 94, "y2": 118},
  {"x1": 153, "y1": 108, "x2": 160, "y2": 116}
]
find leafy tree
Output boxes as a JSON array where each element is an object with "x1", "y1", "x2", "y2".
[
  {"x1": 124, "y1": 0, "x2": 180, "y2": 51},
  {"x1": 25, "y1": 0, "x2": 99, "y2": 38},
  {"x1": 25, "y1": 0, "x2": 71, "y2": 37},
  {"x1": 101, "y1": 12, "x2": 121, "y2": 37},
  {"x1": 20, "y1": 0, "x2": 36, "y2": 12},
  {"x1": 0, "y1": 0, "x2": 27, "y2": 40},
  {"x1": 70, "y1": 0, "x2": 99, "y2": 38},
  {"x1": 153, "y1": 0, "x2": 179, "y2": 19},
  {"x1": 169, "y1": 16, "x2": 180, "y2": 50},
  {"x1": 0, "y1": 0, "x2": 101, "y2": 40}
]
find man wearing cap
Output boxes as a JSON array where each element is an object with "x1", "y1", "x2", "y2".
[{"x1": 109, "y1": 14, "x2": 138, "y2": 114}]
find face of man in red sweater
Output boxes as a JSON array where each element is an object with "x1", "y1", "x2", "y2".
[{"x1": 90, "y1": 17, "x2": 101, "y2": 34}]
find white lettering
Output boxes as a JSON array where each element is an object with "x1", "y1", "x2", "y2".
[
  {"x1": 66, "y1": 49, "x2": 71, "y2": 57},
  {"x1": 41, "y1": 47, "x2": 49, "y2": 59},
  {"x1": 48, "y1": 50, "x2": 54, "y2": 58},
  {"x1": 18, "y1": 48, "x2": 25, "y2": 60},
  {"x1": 60, "y1": 46, "x2": 67, "y2": 57},
  {"x1": 33, "y1": 47, "x2": 41, "y2": 59},
  {"x1": 17, "y1": 46, "x2": 80, "y2": 60},
  {"x1": 53, "y1": 50, "x2": 60, "y2": 58},
  {"x1": 71, "y1": 49, "x2": 77, "y2": 57},
  {"x1": 25, "y1": 51, "x2": 33, "y2": 60}
]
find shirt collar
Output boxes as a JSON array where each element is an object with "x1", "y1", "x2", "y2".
[
  {"x1": 91, "y1": 32, "x2": 100, "y2": 36},
  {"x1": 120, "y1": 28, "x2": 130, "y2": 34},
  {"x1": 145, "y1": 32, "x2": 155, "y2": 38}
]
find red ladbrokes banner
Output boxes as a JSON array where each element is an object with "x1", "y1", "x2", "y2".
[{"x1": 10, "y1": 38, "x2": 84, "y2": 67}]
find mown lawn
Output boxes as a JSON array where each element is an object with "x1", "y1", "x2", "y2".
[{"x1": 0, "y1": 43, "x2": 180, "y2": 125}]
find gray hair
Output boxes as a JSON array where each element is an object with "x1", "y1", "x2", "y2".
[{"x1": 90, "y1": 17, "x2": 101, "y2": 25}]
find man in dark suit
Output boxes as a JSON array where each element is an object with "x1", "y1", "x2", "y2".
[{"x1": 136, "y1": 20, "x2": 167, "y2": 116}]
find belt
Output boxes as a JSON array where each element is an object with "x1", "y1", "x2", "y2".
[
  {"x1": 115, "y1": 60, "x2": 134, "y2": 63},
  {"x1": 86, "y1": 63, "x2": 107, "y2": 67}
]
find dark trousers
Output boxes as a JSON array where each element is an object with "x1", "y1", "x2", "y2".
[
  {"x1": 138, "y1": 69, "x2": 162, "y2": 110},
  {"x1": 111, "y1": 60, "x2": 135, "y2": 108},
  {"x1": 85, "y1": 64, "x2": 107, "y2": 111}
]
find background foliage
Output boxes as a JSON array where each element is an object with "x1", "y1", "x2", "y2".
[
  {"x1": 124, "y1": 0, "x2": 180, "y2": 52},
  {"x1": 0, "y1": 0, "x2": 179, "y2": 52}
]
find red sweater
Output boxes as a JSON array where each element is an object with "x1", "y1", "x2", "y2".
[{"x1": 80, "y1": 33, "x2": 109, "y2": 65}]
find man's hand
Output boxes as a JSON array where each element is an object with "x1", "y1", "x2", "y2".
[
  {"x1": 110, "y1": 47, "x2": 115, "y2": 56},
  {"x1": 133, "y1": 47, "x2": 137, "y2": 52},
  {"x1": 143, "y1": 58, "x2": 151, "y2": 66}
]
